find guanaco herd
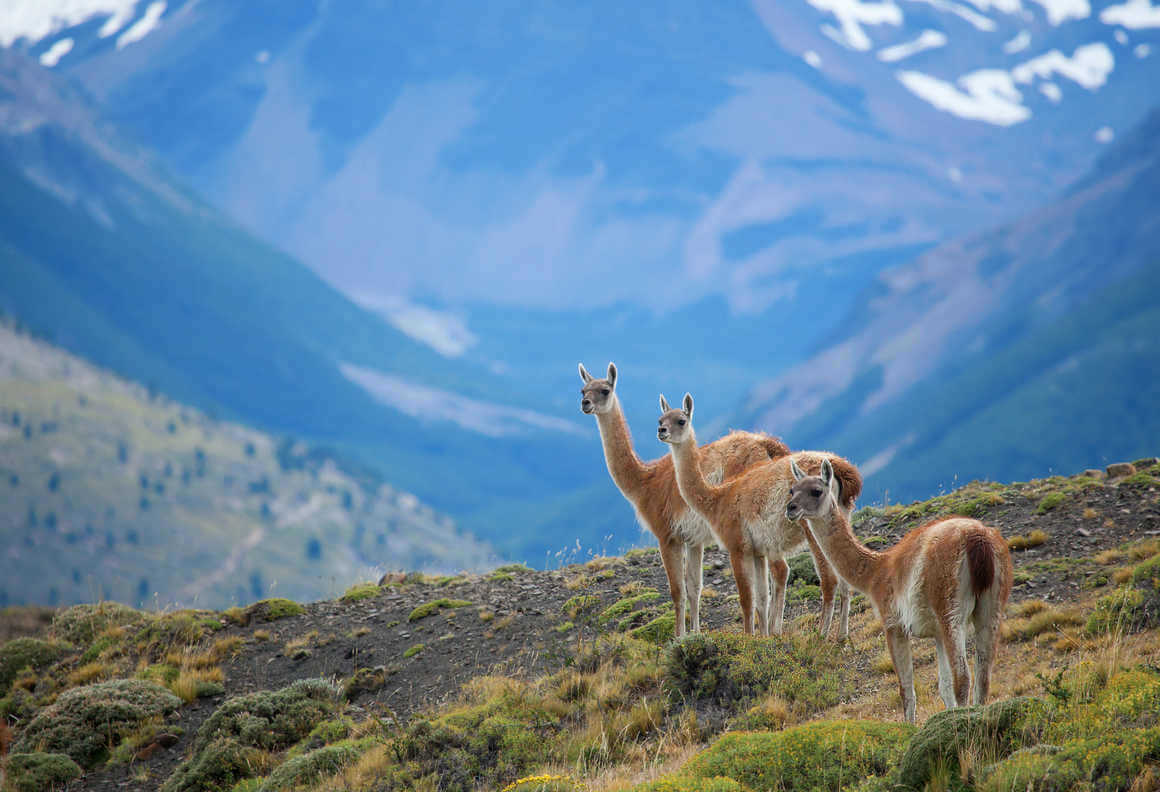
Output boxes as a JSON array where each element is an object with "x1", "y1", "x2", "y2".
[{"x1": 579, "y1": 362, "x2": 1012, "y2": 723}]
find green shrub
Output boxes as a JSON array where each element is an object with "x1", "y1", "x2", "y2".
[
  {"x1": 258, "y1": 741, "x2": 364, "y2": 791},
  {"x1": 632, "y1": 613, "x2": 676, "y2": 645},
  {"x1": 0, "y1": 637, "x2": 67, "y2": 690},
  {"x1": 680, "y1": 720, "x2": 914, "y2": 791},
  {"x1": 408, "y1": 598, "x2": 472, "y2": 621},
  {"x1": 633, "y1": 777, "x2": 748, "y2": 792},
  {"x1": 191, "y1": 679, "x2": 342, "y2": 754},
  {"x1": 345, "y1": 666, "x2": 393, "y2": 698},
  {"x1": 665, "y1": 632, "x2": 844, "y2": 714},
  {"x1": 1086, "y1": 555, "x2": 1160, "y2": 634},
  {"x1": 599, "y1": 592, "x2": 660, "y2": 625},
  {"x1": 160, "y1": 737, "x2": 271, "y2": 792},
  {"x1": 4, "y1": 752, "x2": 83, "y2": 792},
  {"x1": 52, "y1": 602, "x2": 142, "y2": 644},
  {"x1": 340, "y1": 582, "x2": 381, "y2": 602},
  {"x1": 895, "y1": 697, "x2": 1045, "y2": 790},
  {"x1": 787, "y1": 553, "x2": 820, "y2": 586},
  {"x1": 12, "y1": 679, "x2": 181, "y2": 767},
  {"x1": 1036, "y1": 492, "x2": 1067, "y2": 514},
  {"x1": 561, "y1": 595, "x2": 600, "y2": 621},
  {"x1": 787, "y1": 584, "x2": 821, "y2": 603}
]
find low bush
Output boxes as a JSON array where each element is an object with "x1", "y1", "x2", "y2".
[
  {"x1": 678, "y1": 720, "x2": 914, "y2": 791},
  {"x1": 52, "y1": 602, "x2": 142, "y2": 645},
  {"x1": 12, "y1": 679, "x2": 181, "y2": 767},
  {"x1": 258, "y1": 740, "x2": 367, "y2": 791},
  {"x1": 340, "y1": 583, "x2": 381, "y2": 602},
  {"x1": 0, "y1": 637, "x2": 68, "y2": 690},
  {"x1": 4, "y1": 751, "x2": 83, "y2": 792},
  {"x1": 408, "y1": 599, "x2": 472, "y2": 622},
  {"x1": 665, "y1": 632, "x2": 844, "y2": 715}
]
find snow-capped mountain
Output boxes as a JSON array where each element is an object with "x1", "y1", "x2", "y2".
[{"x1": 4, "y1": 0, "x2": 1157, "y2": 316}]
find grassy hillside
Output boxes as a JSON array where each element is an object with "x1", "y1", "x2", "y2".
[
  {"x1": 2, "y1": 459, "x2": 1158, "y2": 790},
  {"x1": 0, "y1": 323, "x2": 496, "y2": 610}
]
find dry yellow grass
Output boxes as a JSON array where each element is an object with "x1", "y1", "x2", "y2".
[
  {"x1": 1009, "y1": 599, "x2": 1050, "y2": 617},
  {"x1": 67, "y1": 661, "x2": 111, "y2": 686},
  {"x1": 168, "y1": 667, "x2": 224, "y2": 704},
  {"x1": 1008, "y1": 529, "x2": 1050, "y2": 551},
  {"x1": 564, "y1": 574, "x2": 591, "y2": 590},
  {"x1": 1083, "y1": 507, "x2": 1099, "y2": 520}
]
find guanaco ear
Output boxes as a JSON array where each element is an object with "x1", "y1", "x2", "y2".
[
  {"x1": 606, "y1": 362, "x2": 617, "y2": 389},
  {"x1": 790, "y1": 458, "x2": 807, "y2": 481},
  {"x1": 579, "y1": 363, "x2": 594, "y2": 384},
  {"x1": 682, "y1": 393, "x2": 694, "y2": 418},
  {"x1": 821, "y1": 458, "x2": 838, "y2": 499},
  {"x1": 659, "y1": 394, "x2": 671, "y2": 412}
]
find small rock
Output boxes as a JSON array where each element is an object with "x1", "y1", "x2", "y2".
[
  {"x1": 1107, "y1": 462, "x2": 1136, "y2": 478},
  {"x1": 1076, "y1": 527, "x2": 1091, "y2": 537}
]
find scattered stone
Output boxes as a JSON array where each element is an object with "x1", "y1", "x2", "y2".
[
  {"x1": 1076, "y1": 527, "x2": 1091, "y2": 537},
  {"x1": 1107, "y1": 462, "x2": 1136, "y2": 478}
]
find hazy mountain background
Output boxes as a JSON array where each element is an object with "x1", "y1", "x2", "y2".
[{"x1": 1, "y1": 0, "x2": 1157, "y2": 605}]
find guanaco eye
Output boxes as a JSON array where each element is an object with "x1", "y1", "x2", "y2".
[
  {"x1": 601, "y1": 389, "x2": 610, "y2": 396},
  {"x1": 811, "y1": 488, "x2": 823, "y2": 497},
  {"x1": 677, "y1": 419, "x2": 686, "y2": 426}
]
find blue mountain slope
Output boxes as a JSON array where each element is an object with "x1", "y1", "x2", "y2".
[{"x1": 739, "y1": 107, "x2": 1160, "y2": 502}]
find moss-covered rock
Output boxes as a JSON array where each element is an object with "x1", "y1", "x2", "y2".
[
  {"x1": 678, "y1": 720, "x2": 914, "y2": 791},
  {"x1": 245, "y1": 598, "x2": 305, "y2": 623},
  {"x1": 895, "y1": 697, "x2": 1044, "y2": 791},
  {"x1": 12, "y1": 679, "x2": 181, "y2": 767},
  {"x1": 51, "y1": 602, "x2": 143, "y2": 645},
  {"x1": 0, "y1": 637, "x2": 67, "y2": 690},
  {"x1": 408, "y1": 598, "x2": 472, "y2": 621},
  {"x1": 4, "y1": 751, "x2": 83, "y2": 792}
]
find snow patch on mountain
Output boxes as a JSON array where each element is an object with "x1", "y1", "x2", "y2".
[
  {"x1": 116, "y1": 1, "x2": 164, "y2": 49},
  {"x1": 808, "y1": 0, "x2": 903, "y2": 50},
  {"x1": 899, "y1": 43, "x2": 1113, "y2": 124},
  {"x1": 0, "y1": 0, "x2": 140, "y2": 47},
  {"x1": 38, "y1": 37, "x2": 73, "y2": 67},
  {"x1": 339, "y1": 363, "x2": 583, "y2": 438},
  {"x1": 357, "y1": 295, "x2": 478, "y2": 358},
  {"x1": 1011, "y1": 43, "x2": 1114, "y2": 89},
  {"x1": 1100, "y1": 0, "x2": 1160, "y2": 28},
  {"x1": 897, "y1": 68, "x2": 1030, "y2": 124},
  {"x1": 878, "y1": 29, "x2": 948, "y2": 60}
]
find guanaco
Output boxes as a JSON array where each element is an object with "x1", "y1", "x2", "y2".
[
  {"x1": 787, "y1": 458, "x2": 1012, "y2": 722},
  {"x1": 579, "y1": 363, "x2": 788, "y2": 638},
  {"x1": 658, "y1": 393, "x2": 858, "y2": 638}
]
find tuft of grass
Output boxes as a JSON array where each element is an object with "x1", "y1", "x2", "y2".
[
  {"x1": 403, "y1": 643, "x2": 425, "y2": 659},
  {"x1": 341, "y1": 582, "x2": 382, "y2": 602},
  {"x1": 562, "y1": 595, "x2": 601, "y2": 621},
  {"x1": 1003, "y1": 607, "x2": 1084, "y2": 641},
  {"x1": 1037, "y1": 492, "x2": 1067, "y2": 514},
  {"x1": 408, "y1": 598, "x2": 472, "y2": 622},
  {"x1": 1008, "y1": 530, "x2": 1050, "y2": 551},
  {"x1": 168, "y1": 667, "x2": 224, "y2": 703},
  {"x1": 599, "y1": 592, "x2": 661, "y2": 625},
  {"x1": 67, "y1": 661, "x2": 111, "y2": 686},
  {"x1": 0, "y1": 637, "x2": 69, "y2": 689}
]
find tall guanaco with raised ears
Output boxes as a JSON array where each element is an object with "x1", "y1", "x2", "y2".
[
  {"x1": 787, "y1": 458, "x2": 1012, "y2": 722},
  {"x1": 579, "y1": 363, "x2": 789, "y2": 638},
  {"x1": 658, "y1": 393, "x2": 858, "y2": 638}
]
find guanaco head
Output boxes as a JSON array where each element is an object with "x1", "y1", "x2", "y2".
[
  {"x1": 579, "y1": 362, "x2": 618, "y2": 415},
  {"x1": 786, "y1": 457, "x2": 841, "y2": 523},
  {"x1": 657, "y1": 393, "x2": 694, "y2": 445}
]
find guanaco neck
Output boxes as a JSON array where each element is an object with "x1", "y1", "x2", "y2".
[
  {"x1": 593, "y1": 396, "x2": 650, "y2": 497},
  {"x1": 669, "y1": 428, "x2": 721, "y2": 519},
  {"x1": 805, "y1": 505, "x2": 882, "y2": 596}
]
